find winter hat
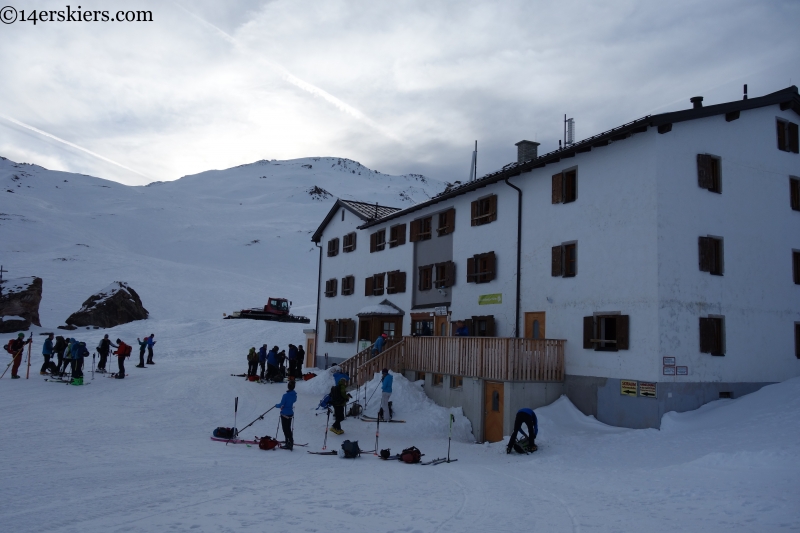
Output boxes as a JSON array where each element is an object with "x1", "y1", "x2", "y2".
[
  {"x1": 381, "y1": 333, "x2": 388, "y2": 338},
  {"x1": 17, "y1": 333, "x2": 24, "y2": 338},
  {"x1": 288, "y1": 381, "x2": 295, "y2": 391},
  {"x1": 382, "y1": 368, "x2": 388, "y2": 375}
]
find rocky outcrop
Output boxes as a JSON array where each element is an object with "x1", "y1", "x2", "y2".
[
  {"x1": 65, "y1": 282, "x2": 148, "y2": 328},
  {"x1": 0, "y1": 277, "x2": 43, "y2": 333}
]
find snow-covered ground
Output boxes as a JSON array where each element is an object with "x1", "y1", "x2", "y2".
[{"x1": 1, "y1": 156, "x2": 799, "y2": 532}]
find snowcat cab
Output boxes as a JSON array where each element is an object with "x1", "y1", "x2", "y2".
[
  {"x1": 225, "y1": 296, "x2": 310, "y2": 324},
  {"x1": 265, "y1": 298, "x2": 290, "y2": 315}
]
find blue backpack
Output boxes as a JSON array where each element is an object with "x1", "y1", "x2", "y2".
[{"x1": 317, "y1": 394, "x2": 332, "y2": 410}]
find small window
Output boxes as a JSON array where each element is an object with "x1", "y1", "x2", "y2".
[
  {"x1": 335, "y1": 319, "x2": 356, "y2": 343},
  {"x1": 790, "y1": 177, "x2": 800, "y2": 211},
  {"x1": 437, "y1": 208, "x2": 455, "y2": 236},
  {"x1": 418, "y1": 265, "x2": 433, "y2": 291},
  {"x1": 410, "y1": 217, "x2": 432, "y2": 242},
  {"x1": 471, "y1": 315, "x2": 495, "y2": 337},
  {"x1": 412, "y1": 320, "x2": 433, "y2": 336},
  {"x1": 343, "y1": 232, "x2": 356, "y2": 253},
  {"x1": 372, "y1": 273, "x2": 385, "y2": 296},
  {"x1": 327, "y1": 237, "x2": 339, "y2": 257},
  {"x1": 382, "y1": 321, "x2": 397, "y2": 338},
  {"x1": 795, "y1": 323, "x2": 800, "y2": 359},
  {"x1": 370, "y1": 229, "x2": 386, "y2": 253},
  {"x1": 699, "y1": 236, "x2": 724, "y2": 276},
  {"x1": 793, "y1": 250, "x2": 800, "y2": 285},
  {"x1": 434, "y1": 261, "x2": 455, "y2": 288},
  {"x1": 551, "y1": 243, "x2": 577, "y2": 277},
  {"x1": 415, "y1": 371, "x2": 426, "y2": 382},
  {"x1": 699, "y1": 316, "x2": 725, "y2": 356},
  {"x1": 389, "y1": 224, "x2": 406, "y2": 247},
  {"x1": 777, "y1": 119, "x2": 799, "y2": 153},
  {"x1": 467, "y1": 252, "x2": 496, "y2": 283},
  {"x1": 432, "y1": 374, "x2": 444, "y2": 387},
  {"x1": 450, "y1": 375, "x2": 463, "y2": 389},
  {"x1": 697, "y1": 154, "x2": 722, "y2": 193},
  {"x1": 324, "y1": 320, "x2": 337, "y2": 343},
  {"x1": 471, "y1": 195, "x2": 497, "y2": 226},
  {"x1": 341, "y1": 275, "x2": 355, "y2": 296},
  {"x1": 491, "y1": 390, "x2": 500, "y2": 411},
  {"x1": 552, "y1": 169, "x2": 577, "y2": 204},
  {"x1": 583, "y1": 314, "x2": 630, "y2": 351},
  {"x1": 386, "y1": 271, "x2": 406, "y2": 294},
  {"x1": 324, "y1": 278, "x2": 338, "y2": 298}
]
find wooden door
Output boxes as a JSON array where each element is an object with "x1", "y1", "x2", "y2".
[
  {"x1": 305, "y1": 338, "x2": 315, "y2": 367},
  {"x1": 484, "y1": 381, "x2": 504, "y2": 442},
  {"x1": 434, "y1": 315, "x2": 448, "y2": 336},
  {"x1": 524, "y1": 312, "x2": 546, "y2": 339}
]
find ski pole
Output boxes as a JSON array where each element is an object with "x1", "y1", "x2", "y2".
[
  {"x1": 92, "y1": 353, "x2": 95, "y2": 380},
  {"x1": 275, "y1": 415, "x2": 281, "y2": 440},
  {"x1": 25, "y1": 333, "x2": 32, "y2": 379},
  {"x1": 447, "y1": 414, "x2": 454, "y2": 463},
  {"x1": 323, "y1": 407, "x2": 331, "y2": 450},
  {"x1": 364, "y1": 374, "x2": 383, "y2": 410},
  {"x1": 0, "y1": 357, "x2": 15, "y2": 379},
  {"x1": 225, "y1": 397, "x2": 239, "y2": 444},
  {"x1": 374, "y1": 415, "x2": 380, "y2": 455},
  {"x1": 238, "y1": 405, "x2": 277, "y2": 435}
]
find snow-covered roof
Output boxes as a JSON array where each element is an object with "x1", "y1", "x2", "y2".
[{"x1": 356, "y1": 299, "x2": 405, "y2": 317}]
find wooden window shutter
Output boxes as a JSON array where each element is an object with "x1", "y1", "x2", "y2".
[
  {"x1": 791, "y1": 179, "x2": 800, "y2": 211},
  {"x1": 697, "y1": 154, "x2": 713, "y2": 189},
  {"x1": 397, "y1": 224, "x2": 406, "y2": 245},
  {"x1": 398, "y1": 271, "x2": 406, "y2": 293},
  {"x1": 447, "y1": 208, "x2": 455, "y2": 232},
  {"x1": 552, "y1": 172, "x2": 563, "y2": 203},
  {"x1": 551, "y1": 245, "x2": 563, "y2": 277},
  {"x1": 332, "y1": 278, "x2": 338, "y2": 296},
  {"x1": 616, "y1": 315, "x2": 629, "y2": 350},
  {"x1": 778, "y1": 120, "x2": 788, "y2": 151},
  {"x1": 445, "y1": 261, "x2": 455, "y2": 288},
  {"x1": 365, "y1": 276, "x2": 373, "y2": 296},
  {"x1": 790, "y1": 122, "x2": 800, "y2": 153},
  {"x1": 410, "y1": 219, "x2": 420, "y2": 242},
  {"x1": 467, "y1": 256, "x2": 476, "y2": 283},
  {"x1": 486, "y1": 315, "x2": 496, "y2": 337},
  {"x1": 418, "y1": 266, "x2": 425, "y2": 290},
  {"x1": 345, "y1": 319, "x2": 355, "y2": 342},
  {"x1": 698, "y1": 237, "x2": 712, "y2": 272},
  {"x1": 583, "y1": 316, "x2": 594, "y2": 349},
  {"x1": 370, "y1": 232, "x2": 377, "y2": 253},
  {"x1": 699, "y1": 317, "x2": 715, "y2": 353},
  {"x1": 471, "y1": 200, "x2": 478, "y2": 226},
  {"x1": 796, "y1": 323, "x2": 800, "y2": 359},
  {"x1": 488, "y1": 195, "x2": 497, "y2": 222},
  {"x1": 488, "y1": 252, "x2": 497, "y2": 281},
  {"x1": 793, "y1": 251, "x2": 800, "y2": 285}
]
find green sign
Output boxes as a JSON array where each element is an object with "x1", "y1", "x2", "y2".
[{"x1": 478, "y1": 293, "x2": 502, "y2": 305}]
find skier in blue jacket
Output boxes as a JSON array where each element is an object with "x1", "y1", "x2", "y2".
[
  {"x1": 258, "y1": 344, "x2": 268, "y2": 380},
  {"x1": 371, "y1": 333, "x2": 387, "y2": 358},
  {"x1": 379, "y1": 368, "x2": 393, "y2": 421},
  {"x1": 40, "y1": 333, "x2": 54, "y2": 375},
  {"x1": 275, "y1": 380, "x2": 297, "y2": 449},
  {"x1": 266, "y1": 346, "x2": 279, "y2": 381},
  {"x1": 507, "y1": 408, "x2": 538, "y2": 454}
]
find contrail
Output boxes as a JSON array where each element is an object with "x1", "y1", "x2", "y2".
[
  {"x1": 174, "y1": 2, "x2": 401, "y2": 143},
  {"x1": 0, "y1": 114, "x2": 149, "y2": 178}
]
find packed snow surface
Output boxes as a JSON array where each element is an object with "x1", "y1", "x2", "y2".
[{"x1": 1, "y1": 156, "x2": 798, "y2": 532}]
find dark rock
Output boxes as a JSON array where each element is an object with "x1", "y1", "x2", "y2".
[
  {"x1": 65, "y1": 282, "x2": 148, "y2": 328},
  {"x1": 0, "y1": 277, "x2": 43, "y2": 333}
]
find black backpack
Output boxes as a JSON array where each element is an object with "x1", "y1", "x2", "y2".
[
  {"x1": 347, "y1": 402, "x2": 362, "y2": 417},
  {"x1": 213, "y1": 427, "x2": 237, "y2": 439},
  {"x1": 341, "y1": 440, "x2": 361, "y2": 458}
]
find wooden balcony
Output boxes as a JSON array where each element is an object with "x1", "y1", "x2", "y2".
[{"x1": 339, "y1": 336, "x2": 565, "y2": 387}]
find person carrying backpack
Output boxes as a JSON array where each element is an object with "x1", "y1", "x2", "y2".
[
  {"x1": 53, "y1": 335, "x2": 67, "y2": 376},
  {"x1": 507, "y1": 408, "x2": 538, "y2": 454},
  {"x1": 246, "y1": 347, "x2": 258, "y2": 378},
  {"x1": 266, "y1": 346, "x2": 279, "y2": 381},
  {"x1": 287, "y1": 344, "x2": 298, "y2": 379},
  {"x1": 136, "y1": 336, "x2": 148, "y2": 368},
  {"x1": 258, "y1": 344, "x2": 267, "y2": 379},
  {"x1": 40, "y1": 333, "x2": 54, "y2": 375},
  {"x1": 379, "y1": 368, "x2": 393, "y2": 421},
  {"x1": 97, "y1": 334, "x2": 115, "y2": 373},
  {"x1": 70, "y1": 339, "x2": 86, "y2": 379},
  {"x1": 113, "y1": 339, "x2": 131, "y2": 379},
  {"x1": 275, "y1": 380, "x2": 297, "y2": 449},
  {"x1": 330, "y1": 378, "x2": 351, "y2": 435},
  {"x1": 295, "y1": 345, "x2": 305, "y2": 378},
  {"x1": 5, "y1": 333, "x2": 31, "y2": 379},
  {"x1": 146, "y1": 334, "x2": 156, "y2": 365},
  {"x1": 371, "y1": 333, "x2": 387, "y2": 359}
]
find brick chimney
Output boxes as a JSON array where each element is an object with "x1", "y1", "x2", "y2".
[{"x1": 515, "y1": 140, "x2": 540, "y2": 163}]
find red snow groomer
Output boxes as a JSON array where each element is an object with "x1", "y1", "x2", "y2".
[{"x1": 224, "y1": 297, "x2": 311, "y2": 324}]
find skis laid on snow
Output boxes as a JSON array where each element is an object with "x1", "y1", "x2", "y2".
[
  {"x1": 421, "y1": 458, "x2": 458, "y2": 465},
  {"x1": 210, "y1": 436, "x2": 258, "y2": 445},
  {"x1": 279, "y1": 441, "x2": 308, "y2": 447},
  {"x1": 44, "y1": 378, "x2": 90, "y2": 385},
  {"x1": 360, "y1": 416, "x2": 405, "y2": 423},
  {"x1": 307, "y1": 450, "x2": 338, "y2": 455}
]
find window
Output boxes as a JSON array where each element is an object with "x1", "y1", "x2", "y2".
[
  {"x1": 699, "y1": 316, "x2": 725, "y2": 356},
  {"x1": 551, "y1": 243, "x2": 577, "y2": 277},
  {"x1": 471, "y1": 315, "x2": 495, "y2": 337},
  {"x1": 325, "y1": 319, "x2": 355, "y2": 343},
  {"x1": 386, "y1": 270, "x2": 407, "y2": 294},
  {"x1": 327, "y1": 237, "x2": 339, "y2": 257},
  {"x1": 364, "y1": 273, "x2": 386, "y2": 296},
  {"x1": 370, "y1": 229, "x2": 386, "y2": 252},
  {"x1": 697, "y1": 154, "x2": 722, "y2": 193},
  {"x1": 389, "y1": 224, "x2": 406, "y2": 247},
  {"x1": 343, "y1": 232, "x2": 356, "y2": 253},
  {"x1": 467, "y1": 252, "x2": 496, "y2": 283},
  {"x1": 471, "y1": 195, "x2": 497, "y2": 226},
  {"x1": 450, "y1": 375, "x2": 463, "y2": 389},
  {"x1": 777, "y1": 119, "x2": 799, "y2": 153},
  {"x1": 795, "y1": 323, "x2": 800, "y2": 359},
  {"x1": 415, "y1": 371, "x2": 426, "y2": 382},
  {"x1": 552, "y1": 169, "x2": 577, "y2": 203},
  {"x1": 382, "y1": 320, "x2": 396, "y2": 338},
  {"x1": 412, "y1": 319, "x2": 433, "y2": 336},
  {"x1": 437, "y1": 208, "x2": 455, "y2": 236},
  {"x1": 791, "y1": 177, "x2": 800, "y2": 211},
  {"x1": 432, "y1": 374, "x2": 444, "y2": 387},
  {"x1": 434, "y1": 261, "x2": 455, "y2": 288},
  {"x1": 341, "y1": 275, "x2": 355, "y2": 296},
  {"x1": 324, "y1": 278, "x2": 338, "y2": 297},
  {"x1": 583, "y1": 314, "x2": 630, "y2": 351},
  {"x1": 410, "y1": 217, "x2": 432, "y2": 242},
  {"x1": 699, "y1": 236, "x2": 724, "y2": 276},
  {"x1": 793, "y1": 250, "x2": 800, "y2": 285},
  {"x1": 418, "y1": 265, "x2": 433, "y2": 291}
]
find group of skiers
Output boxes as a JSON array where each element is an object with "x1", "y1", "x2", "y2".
[
  {"x1": 3, "y1": 332, "x2": 157, "y2": 383},
  {"x1": 246, "y1": 343, "x2": 305, "y2": 382}
]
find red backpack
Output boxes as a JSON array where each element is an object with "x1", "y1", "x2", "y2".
[{"x1": 4, "y1": 340, "x2": 14, "y2": 354}]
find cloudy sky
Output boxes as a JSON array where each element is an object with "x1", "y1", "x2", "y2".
[{"x1": 1, "y1": 0, "x2": 798, "y2": 186}]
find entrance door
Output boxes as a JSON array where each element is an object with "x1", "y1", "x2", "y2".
[
  {"x1": 524, "y1": 312, "x2": 546, "y2": 339},
  {"x1": 305, "y1": 338, "x2": 315, "y2": 367},
  {"x1": 484, "y1": 381, "x2": 504, "y2": 442},
  {"x1": 434, "y1": 315, "x2": 448, "y2": 336}
]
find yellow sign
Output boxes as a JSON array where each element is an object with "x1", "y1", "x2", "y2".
[
  {"x1": 478, "y1": 293, "x2": 502, "y2": 305},
  {"x1": 639, "y1": 382, "x2": 657, "y2": 399},
  {"x1": 620, "y1": 380, "x2": 637, "y2": 397}
]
